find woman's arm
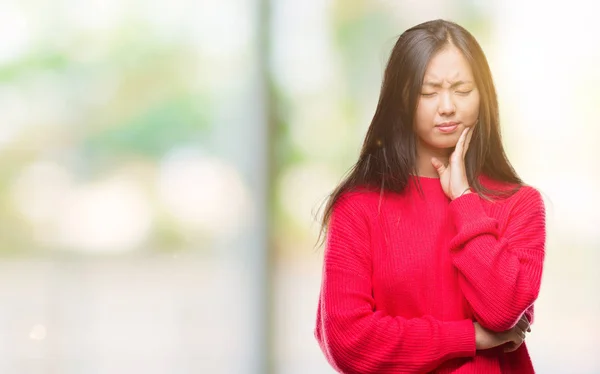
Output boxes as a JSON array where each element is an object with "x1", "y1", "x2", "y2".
[
  {"x1": 447, "y1": 187, "x2": 546, "y2": 332},
  {"x1": 315, "y1": 195, "x2": 476, "y2": 374}
]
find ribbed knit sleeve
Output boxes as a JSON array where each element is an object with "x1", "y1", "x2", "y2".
[
  {"x1": 448, "y1": 187, "x2": 546, "y2": 332},
  {"x1": 315, "y1": 195, "x2": 476, "y2": 374}
]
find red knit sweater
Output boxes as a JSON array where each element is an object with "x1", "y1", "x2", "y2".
[{"x1": 314, "y1": 175, "x2": 546, "y2": 373}]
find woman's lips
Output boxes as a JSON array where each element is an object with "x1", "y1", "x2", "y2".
[{"x1": 436, "y1": 122, "x2": 459, "y2": 133}]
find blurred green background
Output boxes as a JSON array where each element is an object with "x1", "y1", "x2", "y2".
[{"x1": 0, "y1": 0, "x2": 598, "y2": 373}]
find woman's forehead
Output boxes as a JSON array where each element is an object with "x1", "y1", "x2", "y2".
[{"x1": 423, "y1": 48, "x2": 474, "y2": 82}]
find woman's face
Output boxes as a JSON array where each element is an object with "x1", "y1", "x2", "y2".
[{"x1": 413, "y1": 44, "x2": 480, "y2": 152}]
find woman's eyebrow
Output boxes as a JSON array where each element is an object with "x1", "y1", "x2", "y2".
[{"x1": 422, "y1": 80, "x2": 473, "y2": 88}]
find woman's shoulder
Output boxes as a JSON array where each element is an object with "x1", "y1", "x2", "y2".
[
  {"x1": 336, "y1": 186, "x2": 383, "y2": 209},
  {"x1": 478, "y1": 175, "x2": 544, "y2": 210},
  {"x1": 326, "y1": 188, "x2": 383, "y2": 231}
]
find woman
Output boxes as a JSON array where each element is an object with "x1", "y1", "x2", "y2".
[{"x1": 314, "y1": 19, "x2": 545, "y2": 373}]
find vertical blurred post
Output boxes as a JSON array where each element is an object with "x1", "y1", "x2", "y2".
[{"x1": 249, "y1": 0, "x2": 275, "y2": 373}]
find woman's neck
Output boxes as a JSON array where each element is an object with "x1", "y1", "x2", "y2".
[{"x1": 415, "y1": 145, "x2": 451, "y2": 178}]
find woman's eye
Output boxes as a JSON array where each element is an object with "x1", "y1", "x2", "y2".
[
  {"x1": 456, "y1": 90, "x2": 472, "y2": 95},
  {"x1": 421, "y1": 92, "x2": 436, "y2": 97}
]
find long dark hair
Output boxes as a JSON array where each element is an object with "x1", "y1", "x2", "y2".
[{"x1": 318, "y1": 19, "x2": 522, "y2": 245}]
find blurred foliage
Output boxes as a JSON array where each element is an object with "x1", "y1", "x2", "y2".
[
  {"x1": 0, "y1": 50, "x2": 70, "y2": 82},
  {"x1": 83, "y1": 94, "x2": 209, "y2": 161},
  {"x1": 0, "y1": 12, "x2": 217, "y2": 255}
]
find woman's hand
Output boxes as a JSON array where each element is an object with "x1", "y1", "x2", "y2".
[
  {"x1": 502, "y1": 314, "x2": 532, "y2": 353},
  {"x1": 431, "y1": 127, "x2": 474, "y2": 200},
  {"x1": 474, "y1": 314, "x2": 531, "y2": 351}
]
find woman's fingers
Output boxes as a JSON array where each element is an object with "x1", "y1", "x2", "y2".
[
  {"x1": 517, "y1": 318, "x2": 530, "y2": 333},
  {"x1": 520, "y1": 314, "x2": 532, "y2": 332},
  {"x1": 463, "y1": 126, "x2": 473, "y2": 156},
  {"x1": 501, "y1": 316, "x2": 532, "y2": 353},
  {"x1": 431, "y1": 157, "x2": 446, "y2": 176},
  {"x1": 452, "y1": 127, "x2": 469, "y2": 160},
  {"x1": 513, "y1": 323, "x2": 527, "y2": 343},
  {"x1": 504, "y1": 341, "x2": 521, "y2": 353}
]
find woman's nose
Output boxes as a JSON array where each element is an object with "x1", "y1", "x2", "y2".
[{"x1": 438, "y1": 92, "x2": 456, "y2": 115}]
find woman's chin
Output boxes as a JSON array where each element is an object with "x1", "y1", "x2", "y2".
[
  {"x1": 429, "y1": 138, "x2": 459, "y2": 150},
  {"x1": 418, "y1": 135, "x2": 460, "y2": 152}
]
